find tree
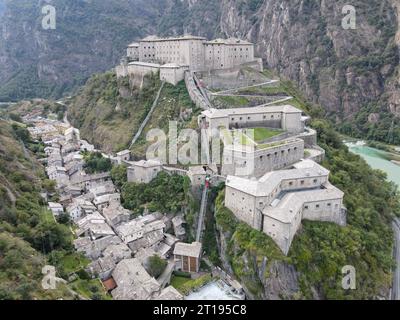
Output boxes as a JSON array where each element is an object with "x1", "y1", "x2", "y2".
[
  {"x1": 111, "y1": 165, "x2": 127, "y2": 189},
  {"x1": 146, "y1": 255, "x2": 167, "y2": 278}
]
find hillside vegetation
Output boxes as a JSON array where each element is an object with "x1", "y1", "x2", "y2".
[
  {"x1": 0, "y1": 120, "x2": 110, "y2": 300},
  {"x1": 68, "y1": 71, "x2": 199, "y2": 155},
  {"x1": 0, "y1": 120, "x2": 74, "y2": 299}
]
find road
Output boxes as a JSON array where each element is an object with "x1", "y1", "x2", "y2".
[{"x1": 392, "y1": 218, "x2": 400, "y2": 300}]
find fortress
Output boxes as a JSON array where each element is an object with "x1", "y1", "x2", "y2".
[
  {"x1": 225, "y1": 160, "x2": 346, "y2": 255},
  {"x1": 116, "y1": 35, "x2": 263, "y2": 85},
  {"x1": 120, "y1": 34, "x2": 346, "y2": 256}
]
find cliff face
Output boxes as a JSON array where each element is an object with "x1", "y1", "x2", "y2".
[
  {"x1": 0, "y1": 0, "x2": 399, "y2": 133},
  {"x1": 217, "y1": 0, "x2": 398, "y2": 119},
  {"x1": 0, "y1": 0, "x2": 166, "y2": 101}
]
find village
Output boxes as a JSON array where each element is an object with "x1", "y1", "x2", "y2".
[{"x1": 23, "y1": 110, "x2": 245, "y2": 301}]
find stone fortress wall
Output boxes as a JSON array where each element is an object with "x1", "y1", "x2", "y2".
[
  {"x1": 117, "y1": 35, "x2": 262, "y2": 87},
  {"x1": 119, "y1": 34, "x2": 345, "y2": 256}
]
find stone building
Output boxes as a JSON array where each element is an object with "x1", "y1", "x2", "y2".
[
  {"x1": 222, "y1": 138, "x2": 305, "y2": 178},
  {"x1": 225, "y1": 160, "x2": 346, "y2": 255},
  {"x1": 173, "y1": 242, "x2": 202, "y2": 273},
  {"x1": 199, "y1": 105, "x2": 305, "y2": 140},
  {"x1": 160, "y1": 63, "x2": 189, "y2": 85},
  {"x1": 117, "y1": 35, "x2": 262, "y2": 85},
  {"x1": 127, "y1": 159, "x2": 163, "y2": 184},
  {"x1": 127, "y1": 42, "x2": 140, "y2": 61},
  {"x1": 204, "y1": 38, "x2": 255, "y2": 70}
]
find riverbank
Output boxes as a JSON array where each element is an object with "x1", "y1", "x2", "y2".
[{"x1": 345, "y1": 141, "x2": 400, "y2": 187}]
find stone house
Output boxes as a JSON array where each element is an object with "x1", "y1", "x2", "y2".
[
  {"x1": 173, "y1": 242, "x2": 202, "y2": 273},
  {"x1": 127, "y1": 159, "x2": 162, "y2": 184}
]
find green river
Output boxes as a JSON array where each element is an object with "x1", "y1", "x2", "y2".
[{"x1": 346, "y1": 142, "x2": 400, "y2": 187}]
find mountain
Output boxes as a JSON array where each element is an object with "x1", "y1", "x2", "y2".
[
  {"x1": 0, "y1": 0, "x2": 167, "y2": 101},
  {"x1": 1, "y1": 0, "x2": 399, "y2": 143}
]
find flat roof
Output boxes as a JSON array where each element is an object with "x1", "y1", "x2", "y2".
[
  {"x1": 202, "y1": 105, "x2": 302, "y2": 119},
  {"x1": 264, "y1": 183, "x2": 344, "y2": 224},
  {"x1": 128, "y1": 61, "x2": 161, "y2": 68},
  {"x1": 141, "y1": 35, "x2": 206, "y2": 42},
  {"x1": 226, "y1": 160, "x2": 330, "y2": 197},
  {"x1": 129, "y1": 159, "x2": 162, "y2": 168},
  {"x1": 205, "y1": 38, "x2": 253, "y2": 46}
]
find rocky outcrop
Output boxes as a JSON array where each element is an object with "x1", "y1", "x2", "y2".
[{"x1": 215, "y1": 211, "x2": 303, "y2": 300}]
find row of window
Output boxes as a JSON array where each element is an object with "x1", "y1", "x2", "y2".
[
  {"x1": 258, "y1": 147, "x2": 299, "y2": 160},
  {"x1": 231, "y1": 114, "x2": 281, "y2": 121},
  {"x1": 304, "y1": 203, "x2": 339, "y2": 210}
]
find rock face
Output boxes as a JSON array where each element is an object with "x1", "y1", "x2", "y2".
[
  {"x1": 216, "y1": 219, "x2": 303, "y2": 300},
  {"x1": 0, "y1": 0, "x2": 166, "y2": 100},
  {"x1": 262, "y1": 260, "x2": 301, "y2": 300},
  {"x1": 216, "y1": 0, "x2": 398, "y2": 118},
  {"x1": 0, "y1": 0, "x2": 399, "y2": 126}
]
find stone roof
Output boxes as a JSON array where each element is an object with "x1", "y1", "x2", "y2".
[
  {"x1": 226, "y1": 160, "x2": 330, "y2": 197},
  {"x1": 264, "y1": 182, "x2": 345, "y2": 224},
  {"x1": 201, "y1": 105, "x2": 302, "y2": 119},
  {"x1": 102, "y1": 204, "x2": 130, "y2": 222},
  {"x1": 103, "y1": 243, "x2": 132, "y2": 263},
  {"x1": 155, "y1": 286, "x2": 184, "y2": 300},
  {"x1": 128, "y1": 61, "x2": 161, "y2": 68},
  {"x1": 111, "y1": 258, "x2": 160, "y2": 300},
  {"x1": 160, "y1": 63, "x2": 187, "y2": 69},
  {"x1": 70, "y1": 172, "x2": 110, "y2": 184},
  {"x1": 89, "y1": 184, "x2": 116, "y2": 197},
  {"x1": 173, "y1": 242, "x2": 202, "y2": 258},
  {"x1": 141, "y1": 34, "x2": 206, "y2": 42},
  {"x1": 205, "y1": 37, "x2": 253, "y2": 45},
  {"x1": 48, "y1": 202, "x2": 63, "y2": 210},
  {"x1": 87, "y1": 256, "x2": 116, "y2": 276},
  {"x1": 129, "y1": 159, "x2": 162, "y2": 168}
]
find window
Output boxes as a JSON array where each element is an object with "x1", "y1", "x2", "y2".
[
  {"x1": 305, "y1": 206, "x2": 309, "y2": 210},
  {"x1": 289, "y1": 182, "x2": 293, "y2": 186},
  {"x1": 327, "y1": 203, "x2": 332, "y2": 207},
  {"x1": 313, "y1": 179, "x2": 318, "y2": 184},
  {"x1": 248, "y1": 117, "x2": 251, "y2": 120},
  {"x1": 316, "y1": 204, "x2": 320, "y2": 209},
  {"x1": 301, "y1": 180, "x2": 305, "y2": 185}
]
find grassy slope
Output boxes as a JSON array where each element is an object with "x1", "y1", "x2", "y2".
[
  {"x1": 68, "y1": 72, "x2": 161, "y2": 153},
  {"x1": 68, "y1": 72, "x2": 200, "y2": 156},
  {"x1": 0, "y1": 120, "x2": 74, "y2": 299},
  {"x1": 0, "y1": 120, "x2": 110, "y2": 300}
]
